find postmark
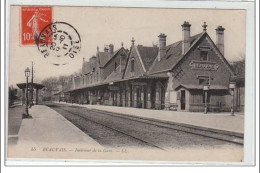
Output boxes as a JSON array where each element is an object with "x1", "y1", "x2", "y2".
[
  {"x1": 36, "y1": 22, "x2": 81, "y2": 64},
  {"x1": 21, "y1": 6, "x2": 52, "y2": 45}
]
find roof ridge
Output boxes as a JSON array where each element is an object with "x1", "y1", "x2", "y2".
[
  {"x1": 147, "y1": 32, "x2": 205, "y2": 75},
  {"x1": 102, "y1": 47, "x2": 126, "y2": 68},
  {"x1": 135, "y1": 32, "x2": 203, "y2": 50},
  {"x1": 167, "y1": 32, "x2": 206, "y2": 71},
  {"x1": 147, "y1": 55, "x2": 158, "y2": 73},
  {"x1": 103, "y1": 65, "x2": 124, "y2": 83}
]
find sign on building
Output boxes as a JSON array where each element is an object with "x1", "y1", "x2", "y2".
[{"x1": 189, "y1": 60, "x2": 219, "y2": 71}]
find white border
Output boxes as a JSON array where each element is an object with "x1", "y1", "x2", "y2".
[{"x1": 2, "y1": 0, "x2": 257, "y2": 167}]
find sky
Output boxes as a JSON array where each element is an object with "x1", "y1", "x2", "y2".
[{"x1": 9, "y1": 6, "x2": 246, "y2": 86}]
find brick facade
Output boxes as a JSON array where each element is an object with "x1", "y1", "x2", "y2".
[{"x1": 62, "y1": 22, "x2": 243, "y2": 112}]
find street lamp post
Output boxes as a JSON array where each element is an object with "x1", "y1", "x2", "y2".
[
  {"x1": 203, "y1": 85, "x2": 209, "y2": 114},
  {"x1": 23, "y1": 67, "x2": 31, "y2": 118},
  {"x1": 229, "y1": 82, "x2": 236, "y2": 116}
]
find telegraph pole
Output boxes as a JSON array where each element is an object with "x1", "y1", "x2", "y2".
[{"x1": 31, "y1": 62, "x2": 34, "y2": 106}]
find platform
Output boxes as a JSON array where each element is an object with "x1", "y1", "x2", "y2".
[{"x1": 8, "y1": 105, "x2": 102, "y2": 159}]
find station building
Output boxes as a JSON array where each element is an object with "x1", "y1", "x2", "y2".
[{"x1": 63, "y1": 22, "x2": 244, "y2": 112}]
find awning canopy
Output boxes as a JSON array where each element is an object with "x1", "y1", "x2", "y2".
[
  {"x1": 16, "y1": 83, "x2": 45, "y2": 90},
  {"x1": 65, "y1": 73, "x2": 168, "y2": 93},
  {"x1": 54, "y1": 90, "x2": 69, "y2": 95},
  {"x1": 175, "y1": 84, "x2": 228, "y2": 90},
  {"x1": 231, "y1": 74, "x2": 245, "y2": 83},
  {"x1": 139, "y1": 73, "x2": 169, "y2": 79}
]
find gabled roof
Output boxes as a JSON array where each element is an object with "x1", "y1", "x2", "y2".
[
  {"x1": 97, "y1": 47, "x2": 128, "y2": 68},
  {"x1": 136, "y1": 45, "x2": 159, "y2": 71},
  {"x1": 102, "y1": 47, "x2": 128, "y2": 68},
  {"x1": 122, "y1": 45, "x2": 147, "y2": 79},
  {"x1": 199, "y1": 32, "x2": 235, "y2": 75},
  {"x1": 98, "y1": 52, "x2": 110, "y2": 67},
  {"x1": 83, "y1": 61, "x2": 91, "y2": 74},
  {"x1": 103, "y1": 66, "x2": 124, "y2": 83},
  {"x1": 148, "y1": 33, "x2": 203, "y2": 74}
]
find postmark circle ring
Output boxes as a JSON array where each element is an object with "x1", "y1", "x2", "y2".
[{"x1": 36, "y1": 22, "x2": 81, "y2": 63}]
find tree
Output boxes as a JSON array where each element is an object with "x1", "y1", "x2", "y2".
[
  {"x1": 41, "y1": 77, "x2": 59, "y2": 101},
  {"x1": 9, "y1": 86, "x2": 18, "y2": 107},
  {"x1": 230, "y1": 54, "x2": 245, "y2": 76}
]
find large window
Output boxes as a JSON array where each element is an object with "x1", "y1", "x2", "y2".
[
  {"x1": 200, "y1": 51, "x2": 208, "y2": 61},
  {"x1": 130, "y1": 59, "x2": 134, "y2": 72}
]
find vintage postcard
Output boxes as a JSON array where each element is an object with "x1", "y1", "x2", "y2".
[{"x1": 6, "y1": 1, "x2": 255, "y2": 165}]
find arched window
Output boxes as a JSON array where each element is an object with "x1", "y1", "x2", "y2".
[{"x1": 130, "y1": 59, "x2": 134, "y2": 72}]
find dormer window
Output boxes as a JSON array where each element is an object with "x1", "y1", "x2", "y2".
[
  {"x1": 198, "y1": 75, "x2": 210, "y2": 85},
  {"x1": 130, "y1": 59, "x2": 134, "y2": 72},
  {"x1": 114, "y1": 61, "x2": 118, "y2": 71},
  {"x1": 200, "y1": 51, "x2": 208, "y2": 61}
]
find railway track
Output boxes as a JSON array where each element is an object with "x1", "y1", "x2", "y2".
[
  {"x1": 46, "y1": 103, "x2": 243, "y2": 150},
  {"x1": 89, "y1": 109, "x2": 244, "y2": 145},
  {"x1": 54, "y1": 106, "x2": 165, "y2": 150}
]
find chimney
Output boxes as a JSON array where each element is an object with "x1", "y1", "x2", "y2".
[
  {"x1": 109, "y1": 44, "x2": 114, "y2": 54},
  {"x1": 104, "y1": 45, "x2": 109, "y2": 52},
  {"x1": 158, "y1": 33, "x2": 167, "y2": 61},
  {"x1": 131, "y1": 37, "x2": 135, "y2": 46},
  {"x1": 216, "y1": 26, "x2": 225, "y2": 56},
  {"x1": 96, "y1": 46, "x2": 99, "y2": 56},
  {"x1": 182, "y1": 21, "x2": 191, "y2": 55}
]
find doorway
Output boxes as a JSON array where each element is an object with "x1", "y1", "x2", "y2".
[
  {"x1": 112, "y1": 91, "x2": 117, "y2": 106},
  {"x1": 143, "y1": 87, "x2": 147, "y2": 108},
  {"x1": 136, "y1": 88, "x2": 142, "y2": 108},
  {"x1": 151, "y1": 83, "x2": 156, "y2": 109},
  {"x1": 180, "y1": 90, "x2": 185, "y2": 110}
]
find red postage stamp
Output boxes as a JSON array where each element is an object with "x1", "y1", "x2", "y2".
[{"x1": 21, "y1": 6, "x2": 52, "y2": 45}]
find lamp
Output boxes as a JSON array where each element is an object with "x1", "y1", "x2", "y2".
[
  {"x1": 23, "y1": 67, "x2": 31, "y2": 118},
  {"x1": 229, "y1": 82, "x2": 236, "y2": 90},
  {"x1": 203, "y1": 85, "x2": 209, "y2": 91},
  {"x1": 229, "y1": 82, "x2": 236, "y2": 116},
  {"x1": 25, "y1": 67, "x2": 30, "y2": 77}
]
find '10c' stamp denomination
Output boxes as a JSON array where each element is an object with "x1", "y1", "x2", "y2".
[
  {"x1": 21, "y1": 6, "x2": 52, "y2": 45},
  {"x1": 37, "y1": 22, "x2": 81, "y2": 61}
]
